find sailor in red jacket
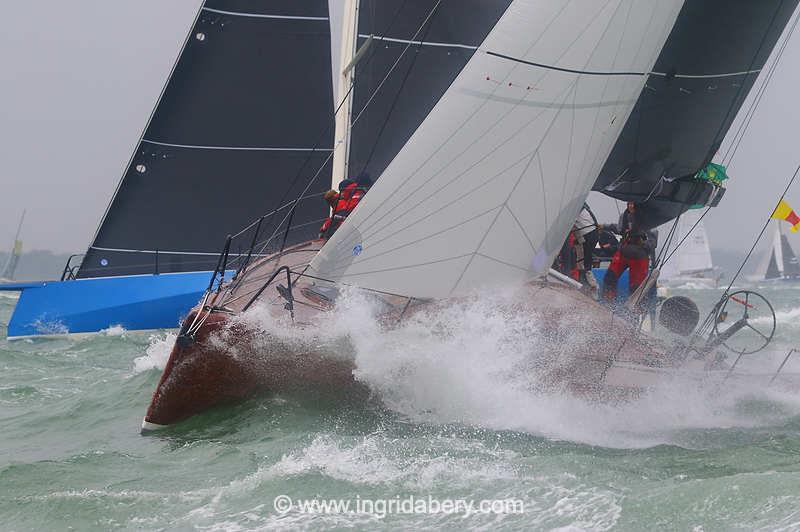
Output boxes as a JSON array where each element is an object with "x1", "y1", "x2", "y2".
[
  {"x1": 319, "y1": 173, "x2": 373, "y2": 239},
  {"x1": 600, "y1": 202, "x2": 653, "y2": 305}
]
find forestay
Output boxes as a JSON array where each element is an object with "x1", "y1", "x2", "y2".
[{"x1": 311, "y1": 0, "x2": 684, "y2": 299}]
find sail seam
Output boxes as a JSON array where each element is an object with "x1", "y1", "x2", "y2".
[
  {"x1": 141, "y1": 139, "x2": 333, "y2": 152},
  {"x1": 336, "y1": 254, "x2": 474, "y2": 279},
  {"x1": 452, "y1": 0, "x2": 627, "y2": 294},
  {"x1": 202, "y1": 8, "x2": 328, "y2": 21},
  {"x1": 474, "y1": 253, "x2": 529, "y2": 273},
  {"x1": 323, "y1": 206, "x2": 502, "y2": 274},
  {"x1": 650, "y1": 69, "x2": 762, "y2": 79}
]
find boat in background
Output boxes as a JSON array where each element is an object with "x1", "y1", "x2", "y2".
[
  {"x1": 0, "y1": 210, "x2": 25, "y2": 283},
  {"x1": 659, "y1": 209, "x2": 722, "y2": 288},
  {"x1": 142, "y1": 0, "x2": 799, "y2": 430},
  {"x1": 0, "y1": 1, "x2": 335, "y2": 338},
  {"x1": 754, "y1": 221, "x2": 800, "y2": 283}
]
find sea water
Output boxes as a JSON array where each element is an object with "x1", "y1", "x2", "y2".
[{"x1": 2, "y1": 285, "x2": 800, "y2": 530}]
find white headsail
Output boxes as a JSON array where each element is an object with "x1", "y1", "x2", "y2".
[
  {"x1": 660, "y1": 209, "x2": 715, "y2": 279},
  {"x1": 311, "y1": 0, "x2": 685, "y2": 298}
]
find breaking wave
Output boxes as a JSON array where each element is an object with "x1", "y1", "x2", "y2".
[
  {"x1": 173, "y1": 288, "x2": 800, "y2": 448},
  {"x1": 100, "y1": 324, "x2": 127, "y2": 337},
  {"x1": 133, "y1": 332, "x2": 176, "y2": 374}
]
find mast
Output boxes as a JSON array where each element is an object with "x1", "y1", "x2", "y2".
[
  {"x1": 775, "y1": 221, "x2": 785, "y2": 277},
  {"x1": 331, "y1": 0, "x2": 360, "y2": 189},
  {"x1": 2, "y1": 210, "x2": 25, "y2": 280}
]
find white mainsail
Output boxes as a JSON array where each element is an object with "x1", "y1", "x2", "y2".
[{"x1": 311, "y1": 0, "x2": 685, "y2": 298}]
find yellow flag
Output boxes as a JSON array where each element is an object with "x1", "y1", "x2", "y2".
[{"x1": 772, "y1": 200, "x2": 800, "y2": 232}]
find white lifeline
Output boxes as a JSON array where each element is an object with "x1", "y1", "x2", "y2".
[{"x1": 311, "y1": 0, "x2": 685, "y2": 299}]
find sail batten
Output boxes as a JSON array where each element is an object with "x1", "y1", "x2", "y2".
[
  {"x1": 201, "y1": 7, "x2": 329, "y2": 21},
  {"x1": 312, "y1": 0, "x2": 685, "y2": 299}
]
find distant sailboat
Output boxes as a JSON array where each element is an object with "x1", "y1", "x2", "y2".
[
  {"x1": 0, "y1": 1, "x2": 336, "y2": 337},
  {"x1": 1, "y1": 210, "x2": 25, "y2": 282},
  {"x1": 659, "y1": 210, "x2": 722, "y2": 287},
  {"x1": 755, "y1": 221, "x2": 800, "y2": 282}
]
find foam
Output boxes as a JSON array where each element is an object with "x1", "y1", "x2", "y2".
[
  {"x1": 133, "y1": 332, "x2": 176, "y2": 373},
  {"x1": 325, "y1": 289, "x2": 800, "y2": 448},
  {"x1": 100, "y1": 324, "x2": 127, "y2": 337},
  {"x1": 168, "y1": 287, "x2": 800, "y2": 449}
]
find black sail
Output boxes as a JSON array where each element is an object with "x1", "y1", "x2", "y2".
[
  {"x1": 780, "y1": 234, "x2": 800, "y2": 278},
  {"x1": 593, "y1": 0, "x2": 799, "y2": 228},
  {"x1": 346, "y1": 0, "x2": 511, "y2": 183},
  {"x1": 78, "y1": 1, "x2": 334, "y2": 278},
  {"x1": 765, "y1": 251, "x2": 781, "y2": 280}
]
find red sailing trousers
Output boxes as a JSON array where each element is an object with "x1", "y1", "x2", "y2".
[{"x1": 603, "y1": 250, "x2": 648, "y2": 302}]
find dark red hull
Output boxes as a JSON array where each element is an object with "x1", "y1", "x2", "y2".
[{"x1": 142, "y1": 311, "x2": 363, "y2": 430}]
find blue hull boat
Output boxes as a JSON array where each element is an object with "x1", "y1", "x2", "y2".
[{"x1": 0, "y1": 271, "x2": 223, "y2": 339}]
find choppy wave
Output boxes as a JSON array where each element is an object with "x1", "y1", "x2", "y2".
[{"x1": 5, "y1": 290, "x2": 800, "y2": 529}]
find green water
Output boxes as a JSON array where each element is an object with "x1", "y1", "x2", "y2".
[{"x1": 2, "y1": 287, "x2": 800, "y2": 531}]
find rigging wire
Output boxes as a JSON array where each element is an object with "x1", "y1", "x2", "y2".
[
  {"x1": 644, "y1": 4, "x2": 800, "y2": 272},
  {"x1": 357, "y1": 2, "x2": 442, "y2": 178},
  {"x1": 229, "y1": 0, "x2": 416, "y2": 266},
  {"x1": 219, "y1": 0, "x2": 449, "y2": 294},
  {"x1": 705, "y1": 0, "x2": 790, "y2": 166},
  {"x1": 721, "y1": 4, "x2": 800, "y2": 167},
  {"x1": 656, "y1": 4, "x2": 800, "y2": 274},
  {"x1": 693, "y1": 164, "x2": 800, "y2": 340},
  {"x1": 653, "y1": 210, "x2": 682, "y2": 269},
  {"x1": 661, "y1": 206, "x2": 712, "y2": 265},
  {"x1": 273, "y1": 0, "x2": 444, "y2": 254}
]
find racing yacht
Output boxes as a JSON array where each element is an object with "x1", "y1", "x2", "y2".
[{"x1": 142, "y1": 0, "x2": 800, "y2": 430}]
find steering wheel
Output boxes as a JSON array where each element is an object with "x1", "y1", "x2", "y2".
[{"x1": 712, "y1": 290, "x2": 776, "y2": 355}]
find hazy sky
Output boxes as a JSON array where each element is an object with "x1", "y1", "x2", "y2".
[
  {"x1": 1, "y1": 1, "x2": 800, "y2": 255},
  {"x1": 0, "y1": 0, "x2": 201, "y2": 253}
]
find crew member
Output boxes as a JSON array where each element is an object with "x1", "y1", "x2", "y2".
[
  {"x1": 595, "y1": 228, "x2": 619, "y2": 261},
  {"x1": 318, "y1": 190, "x2": 340, "y2": 238},
  {"x1": 600, "y1": 201, "x2": 652, "y2": 305},
  {"x1": 319, "y1": 173, "x2": 373, "y2": 239},
  {"x1": 572, "y1": 204, "x2": 599, "y2": 289}
]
